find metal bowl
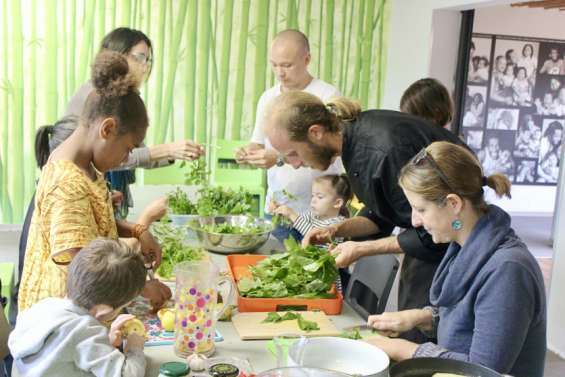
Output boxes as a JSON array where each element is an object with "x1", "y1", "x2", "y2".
[{"x1": 187, "y1": 215, "x2": 273, "y2": 254}]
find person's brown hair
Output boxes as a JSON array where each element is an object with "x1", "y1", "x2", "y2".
[
  {"x1": 67, "y1": 238, "x2": 147, "y2": 310},
  {"x1": 400, "y1": 78, "x2": 453, "y2": 128},
  {"x1": 267, "y1": 91, "x2": 361, "y2": 142},
  {"x1": 314, "y1": 174, "x2": 354, "y2": 217},
  {"x1": 399, "y1": 141, "x2": 511, "y2": 212},
  {"x1": 83, "y1": 50, "x2": 148, "y2": 135}
]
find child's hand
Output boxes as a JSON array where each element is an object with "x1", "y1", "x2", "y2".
[
  {"x1": 138, "y1": 197, "x2": 168, "y2": 226},
  {"x1": 124, "y1": 333, "x2": 145, "y2": 353},
  {"x1": 273, "y1": 205, "x2": 296, "y2": 220},
  {"x1": 108, "y1": 314, "x2": 136, "y2": 348},
  {"x1": 267, "y1": 200, "x2": 280, "y2": 213}
]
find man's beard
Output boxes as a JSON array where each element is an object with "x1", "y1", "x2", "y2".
[{"x1": 306, "y1": 139, "x2": 337, "y2": 171}]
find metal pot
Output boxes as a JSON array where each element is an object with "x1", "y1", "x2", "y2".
[{"x1": 389, "y1": 358, "x2": 504, "y2": 377}]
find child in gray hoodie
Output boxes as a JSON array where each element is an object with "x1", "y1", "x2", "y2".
[{"x1": 9, "y1": 238, "x2": 148, "y2": 377}]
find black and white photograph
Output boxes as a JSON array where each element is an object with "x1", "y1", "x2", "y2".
[
  {"x1": 514, "y1": 113, "x2": 542, "y2": 158},
  {"x1": 463, "y1": 86, "x2": 487, "y2": 127},
  {"x1": 478, "y1": 130, "x2": 516, "y2": 179},
  {"x1": 537, "y1": 119, "x2": 564, "y2": 184},
  {"x1": 515, "y1": 159, "x2": 537, "y2": 184},
  {"x1": 490, "y1": 39, "x2": 538, "y2": 107},
  {"x1": 487, "y1": 108, "x2": 520, "y2": 130},
  {"x1": 537, "y1": 42, "x2": 565, "y2": 76},
  {"x1": 464, "y1": 128, "x2": 484, "y2": 151},
  {"x1": 468, "y1": 37, "x2": 492, "y2": 84},
  {"x1": 533, "y1": 75, "x2": 565, "y2": 116}
]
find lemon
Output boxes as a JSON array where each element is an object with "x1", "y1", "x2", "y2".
[
  {"x1": 122, "y1": 318, "x2": 146, "y2": 337},
  {"x1": 158, "y1": 308, "x2": 176, "y2": 332}
]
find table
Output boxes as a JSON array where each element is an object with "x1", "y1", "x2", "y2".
[{"x1": 145, "y1": 237, "x2": 366, "y2": 376}]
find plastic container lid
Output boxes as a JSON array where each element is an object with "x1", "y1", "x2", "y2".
[
  {"x1": 159, "y1": 362, "x2": 190, "y2": 376},
  {"x1": 209, "y1": 362, "x2": 240, "y2": 377}
]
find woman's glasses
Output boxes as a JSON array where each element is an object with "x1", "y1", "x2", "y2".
[
  {"x1": 130, "y1": 52, "x2": 153, "y2": 67},
  {"x1": 411, "y1": 147, "x2": 459, "y2": 195}
]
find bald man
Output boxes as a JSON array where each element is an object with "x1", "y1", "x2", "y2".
[{"x1": 236, "y1": 29, "x2": 343, "y2": 241}]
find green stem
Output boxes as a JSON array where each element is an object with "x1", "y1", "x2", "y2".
[
  {"x1": 251, "y1": 0, "x2": 269, "y2": 140},
  {"x1": 349, "y1": 0, "x2": 365, "y2": 98},
  {"x1": 232, "y1": 0, "x2": 251, "y2": 140}
]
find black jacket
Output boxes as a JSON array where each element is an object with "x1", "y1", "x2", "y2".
[{"x1": 342, "y1": 110, "x2": 466, "y2": 263}]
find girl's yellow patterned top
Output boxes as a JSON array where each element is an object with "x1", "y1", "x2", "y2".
[{"x1": 18, "y1": 160, "x2": 118, "y2": 311}]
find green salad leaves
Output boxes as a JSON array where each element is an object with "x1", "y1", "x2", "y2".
[
  {"x1": 262, "y1": 311, "x2": 320, "y2": 332},
  {"x1": 151, "y1": 223, "x2": 205, "y2": 279},
  {"x1": 201, "y1": 222, "x2": 270, "y2": 234},
  {"x1": 167, "y1": 186, "x2": 254, "y2": 216},
  {"x1": 238, "y1": 238, "x2": 338, "y2": 299}
]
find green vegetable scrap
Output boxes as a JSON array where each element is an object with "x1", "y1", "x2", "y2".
[
  {"x1": 281, "y1": 189, "x2": 298, "y2": 201},
  {"x1": 167, "y1": 187, "x2": 198, "y2": 215},
  {"x1": 238, "y1": 238, "x2": 338, "y2": 298},
  {"x1": 196, "y1": 186, "x2": 253, "y2": 216},
  {"x1": 262, "y1": 311, "x2": 320, "y2": 332},
  {"x1": 152, "y1": 223, "x2": 205, "y2": 279},
  {"x1": 340, "y1": 328, "x2": 363, "y2": 340},
  {"x1": 181, "y1": 158, "x2": 209, "y2": 186}
]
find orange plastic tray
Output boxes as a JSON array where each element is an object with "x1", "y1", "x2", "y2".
[{"x1": 227, "y1": 254, "x2": 343, "y2": 315}]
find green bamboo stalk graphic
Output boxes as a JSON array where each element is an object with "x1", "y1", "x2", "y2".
[
  {"x1": 231, "y1": 0, "x2": 250, "y2": 140},
  {"x1": 376, "y1": 0, "x2": 387, "y2": 107},
  {"x1": 142, "y1": 0, "x2": 151, "y2": 105},
  {"x1": 121, "y1": 0, "x2": 131, "y2": 26},
  {"x1": 1, "y1": 0, "x2": 13, "y2": 222},
  {"x1": 217, "y1": 0, "x2": 234, "y2": 140},
  {"x1": 322, "y1": 0, "x2": 334, "y2": 83},
  {"x1": 303, "y1": 0, "x2": 312, "y2": 38},
  {"x1": 316, "y1": 0, "x2": 323, "y2": 77},
  {"x1": 269, "y1": 0, "x2": 279, "y2": 88},
  {"x1": 157, "y1": 0, "x2": 189, "y2": 145},
  {"x1": 131, "y1": 0, "x2": 138, "y2": 28},
  {"x1": 45, "y1": 0, "x2": 57, "y2": 122},
  {"x1": 183, "y1": 0, "x2": 198, "y2": 140},
  {"x1": 195, "y1": 0, "x2": 211, "y2": 144},
  {"x1": 96, "y1": 0, "x2": 106, "y2": 58},
  {"x1": 110, "y1": 0, "x2": 117, "y2": 30},
  {"x1": 286, "y1": 0, "x2": 297, "y2": 29},
  {"x1": 359, "y1": 0, "x2": 375, "y2": 108},
  {"x1": 151, "y1": 1, "x2": 167, "y2": 143},
  {"x1": 10, "y1": 0, "x2": 25, "y2": 221},
  {"x1": 349, "y1": 0, "x2": 365, "y2": 98},
  {"x1": 251, "y1": 0, "x2": 269, "y2": 136},
  {"x1": 26, "y1": 0, "x2": 38, "y2": 204},
  {"x1": 338, "y1": 0, "x2": 348, "y2": 89},
  {"x1": 77, "y1": 0, "x2": 97, "y2": 84},
  {"x1": 341, "y1": 0, "x2": 355, "y2": 94},
  {"x1": 69, "y1": 0, "x2": 77, "y2": 95}
]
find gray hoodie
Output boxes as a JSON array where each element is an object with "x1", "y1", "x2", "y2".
[{"x1": 9, "y1": 298, "x2": 146, "y2": 377}]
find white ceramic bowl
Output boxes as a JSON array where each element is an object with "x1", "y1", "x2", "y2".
[{"x1": 288, "y1": 337, "x2": 389, "y2": 377}]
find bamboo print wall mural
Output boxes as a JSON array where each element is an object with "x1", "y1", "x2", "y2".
[{"x1": 0, "y1": 0, "x2": 389, "y2": 223}]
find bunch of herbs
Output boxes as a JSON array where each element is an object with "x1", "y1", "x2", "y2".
[{"x1": 152, "y1": 223, "x2": 205, "y2": 278}]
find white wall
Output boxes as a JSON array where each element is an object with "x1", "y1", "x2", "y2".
[{"x1": 383, "y1": 0, "x2": 560, "y2": 214}]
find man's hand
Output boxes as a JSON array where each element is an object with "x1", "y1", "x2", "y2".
[
  {"x1": 302, "y1": 224, "x2": 339, "y2": 247},
  {"x1": 329, "y1": 241, "x2": 366, "y2": 268},
  {"x1": 238, "y1": 148, "x2": 278, "y2": 169}
]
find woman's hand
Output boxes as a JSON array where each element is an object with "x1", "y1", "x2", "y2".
[
  {"x1": 166, "y1": 140, "x2": 205, "y2": 160},
  {"x1": 108, "y1": 314, "x2": 136, "y2": 348},
  {"x1": 367, "y1": 309, "x2": 432, "y2": 337},
  {"x1": 137, "y1": 197, "x2": 168, "y2": 226},
  {"x1": 138, "y1": 231, "x2": 162, "y2": 268},
  {"x1": 364, "y1": 336, "x2": 418, "y2": 361},
  {"x1": 302, "y1": 224, "x2": 339, "y2": 247},
  {"x1": 142, "y1": 279, "x2": 172, "y2": 313}
]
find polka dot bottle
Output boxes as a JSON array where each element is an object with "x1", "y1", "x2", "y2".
[{"x1": 173, "y1": 261, "x2": 234, "y2": 358}]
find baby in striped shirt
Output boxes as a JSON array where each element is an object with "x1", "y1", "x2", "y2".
[{"x1": 270, "y1": 174, "x2": 353, "y2": 239}]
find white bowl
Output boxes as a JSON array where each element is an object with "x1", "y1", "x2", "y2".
[{"x1": 288, "y1": 337, "x2": 389, "y2": 377}]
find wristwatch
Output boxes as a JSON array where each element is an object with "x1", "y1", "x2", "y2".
[{"x1": 276, "y1": 154, "x2": 285, "y2": 167}]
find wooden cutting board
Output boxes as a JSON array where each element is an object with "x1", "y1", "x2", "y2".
[{"x1": 232, "y1": 311, "x2": 341, "y2": 340}]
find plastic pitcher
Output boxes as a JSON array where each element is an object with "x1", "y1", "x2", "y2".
[{"x1": 173, "y1": 260, "x2": 234, "y2": 357}]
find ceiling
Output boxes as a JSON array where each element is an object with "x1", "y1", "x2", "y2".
[{"x1": 511, "y1": 0, "x2": 565, "y2": 10}]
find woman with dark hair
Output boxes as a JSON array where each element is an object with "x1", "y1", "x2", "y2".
[
  {"x1": 66, "y1": 27, "x2": 204, "y2": 217},
  {"x1": 400, "y1": 78, "x2": 453, "y2": 129}
]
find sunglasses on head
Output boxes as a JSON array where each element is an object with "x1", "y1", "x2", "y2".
[{"x1": 411, "y1": 147, "x2": 459, "y2": 196}]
